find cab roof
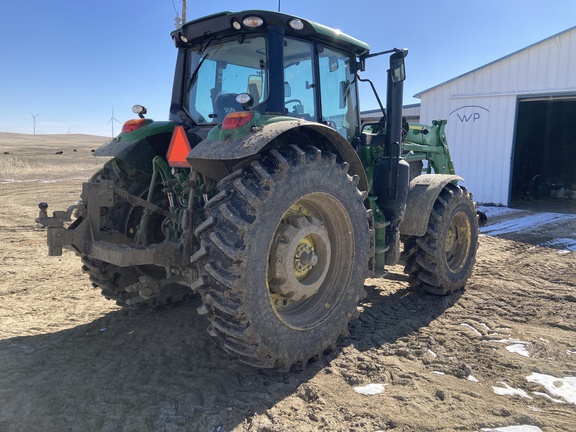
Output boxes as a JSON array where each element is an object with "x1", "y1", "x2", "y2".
[{"x1": 171, "y1": 10, "x2": 370, "y2": 57}]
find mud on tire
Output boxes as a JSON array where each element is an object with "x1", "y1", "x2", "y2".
[{"x1": 191, "y1": 145, "x2": 372, "y2": 370}]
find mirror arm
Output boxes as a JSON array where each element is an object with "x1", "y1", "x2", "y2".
[{"x1": 356, "y1": 74, "x2": 386, "y2": 115}]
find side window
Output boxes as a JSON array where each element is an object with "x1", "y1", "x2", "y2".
[
  {"x1": 284, "y1": 38, "x2": 316, "y2": 119},
  {"x1": 319, "y1": 48, "x2": 358, "y2": 142}
]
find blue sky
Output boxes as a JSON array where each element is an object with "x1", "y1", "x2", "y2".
[{"x1": 1, "y1": 0, "x2": 575, "y2": 136}]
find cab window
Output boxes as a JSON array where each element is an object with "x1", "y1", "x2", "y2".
[
  {"x1": 318, "y1": 48, "x2": 358, "y2": 142},
  {"x1": 283, "y1": 38, "x2": 316, "y2": 120}
]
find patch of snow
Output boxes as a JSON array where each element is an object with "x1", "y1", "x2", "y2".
[
  {"x1": 353, "y1": 383, "x2": 386, "y2": 395},
  {"x1": 460, "y1": 323, "x2": 482, "y2": 336},
  {"x1": 477, "y1": 206, "x2": 524, "y2": 218},
  {"x1": 467, "y1": 375, "x2": 479, "y2": 382},
  {"x1": 567, "y1": 350, "x2": 576, "y2": 355},
  {"x1": 535, "y1": 238, "x2": 576, "y2": 251},
  {"x1": 427, "y1": 349, "x2": 437, "y2": 358},
  {"x1": 487, "y1": 339, "x2": 530, "y2": 345},
  {"x1": 481, "y1": 426, "x2": 543, "y2": 432},
  {"x1": 492, "y1": 382, "x2": 532, "y2": 399},
  {"x1": 506, "y1": 344, "x2": 530, "y2": 358},
  {"x1": 480, "y1": 212, "x2": 576, "y2": 236},
  {"x1": 526, "y1": 373, "x2": 576, "y2": 404},
  {"x1": 432, "y1": 371, "x2": 445, "y2": 375}
]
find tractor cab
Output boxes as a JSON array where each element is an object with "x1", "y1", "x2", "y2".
[{"x1": 171, "y1": 10, "x2": 369, "y2": 144}]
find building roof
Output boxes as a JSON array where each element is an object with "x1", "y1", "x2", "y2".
[{"x1": 414, "y1": 25, "x2": 576, "y2": 99}]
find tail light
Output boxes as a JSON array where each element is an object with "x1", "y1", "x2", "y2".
[
  {"x1": 121, "y1": 118, "x2": 146, "y2": 134},
  {"x1": 222, "y1": 111, "x2": 254, "y2": 130}
]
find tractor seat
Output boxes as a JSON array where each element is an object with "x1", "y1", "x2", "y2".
[{"x1": 213, "y1": 92, "x2": 241, "y2": 121}]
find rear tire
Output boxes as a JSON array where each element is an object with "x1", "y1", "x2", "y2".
[
  {"x1": 403, "y1": 183, "x2": 478, "y2": 295},
  {"x1": 192, "y1": 145, "x2": 372, "y2": 370}
]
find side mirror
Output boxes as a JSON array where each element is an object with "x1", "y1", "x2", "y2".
[
  {"x1": 339, "y1": 80, "x2": 348, "y2": 109},
  {"x1": 248, "y1": 75, "x2": 263, "y2": 101},
  {"x1": 329, "y1": 56, "x2": 339, "y2": 72},
  {"x1": 284, "y1": 81, "x2": 292, "y2": 98},
  {"x1": 390, "y1": 49, "x2": 407, "y2": 83}
]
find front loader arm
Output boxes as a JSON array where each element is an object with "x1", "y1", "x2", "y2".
[{"x1": 402, "y1": 119, "x2": 455, "y2": 176}]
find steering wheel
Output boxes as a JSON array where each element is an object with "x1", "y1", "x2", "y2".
[{"x1": 285, "y1": 99, "x2": 302, "y2": 106}]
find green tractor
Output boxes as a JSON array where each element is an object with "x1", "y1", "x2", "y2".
[{"x1": 37, "y1": 10, "x2": 484, "y2": 370}]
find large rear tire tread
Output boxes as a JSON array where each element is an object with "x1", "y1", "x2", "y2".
[
  {"x1": 402, "y1": 183, "x2": 479, "y2": 296},
  {"x1": 192, "y1": 145, "x2": 372, "y2": 370}
]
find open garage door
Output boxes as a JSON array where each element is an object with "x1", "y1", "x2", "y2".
[{"x1": 510, "y1": 96, "x2": 576, "y2": 213}]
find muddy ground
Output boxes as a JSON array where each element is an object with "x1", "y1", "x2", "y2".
[{"x1": 1, "y1": 133, "x2": 575, "y2": 432}]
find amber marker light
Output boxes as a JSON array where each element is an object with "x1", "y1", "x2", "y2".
[
  {"x1": 222, "y1": 112, "x2": 254, "y2": 130},
  {"x1": 121, "y1": 118, "x2": 146, "y2": 134}
]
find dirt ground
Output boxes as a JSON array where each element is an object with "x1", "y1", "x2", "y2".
[{"x1": 1, "y1": 133, "x2": 575, "y2": 432}]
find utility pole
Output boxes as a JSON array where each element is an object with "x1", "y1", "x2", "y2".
[
  {"x1": 182, "y1": 0, "x2": 187, "y2": 24},
  {"x1": 30, "y1": 112, "x2": 40, "y2": 135}
]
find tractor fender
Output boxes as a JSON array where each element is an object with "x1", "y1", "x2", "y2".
[
  {"x1": 187, "y1": 120, "x2": 368, "y2": 191},
  {"x1": 399, "y1": 174, "x2": 463, "y2": 237},
  {"x1": 94, "y1": 121, "x2": 178, "y2": 174},
  {"x1": 95, "y1": 136, "x2": 165, "y2": 174}
]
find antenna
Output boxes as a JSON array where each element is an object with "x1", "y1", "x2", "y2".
[
  {"x1": 107, "y1": 107, "x2": 121, "y2": 137},
  {"x1": 29, "y1": 112, "x2": 41, "y2": 135},
  {"x1": 278, "y1": 0, "x2": 281, "y2": 12}
]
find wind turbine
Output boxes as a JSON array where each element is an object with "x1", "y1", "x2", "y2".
[
  {"x1": 30, "y1": 112, "x2": 41, "y2": 135},
  {"x1": 107, "y1": 107, "x2": 121, "y2": 137}
]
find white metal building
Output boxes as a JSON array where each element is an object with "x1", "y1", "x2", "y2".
[{"x1": 415, "y1": 26, "x2": 576, "y2": 207}]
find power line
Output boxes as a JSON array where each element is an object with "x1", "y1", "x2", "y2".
[
  {"x1": 170, "y1": 0, "x2": 178, "y2": 16},
  {"x1": 171, "y1": 0, "x2": 186, "y2": 28}
]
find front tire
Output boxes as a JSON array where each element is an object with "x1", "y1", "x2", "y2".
[
  {"x1": 403, "y1": 183, "x2": 478, "y2": 295},
  {"x1": 192, "y1": 145, "x2": 372, "y2": 370}
]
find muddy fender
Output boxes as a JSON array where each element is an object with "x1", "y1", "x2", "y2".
[
  {"x1": 399, "y1": 174, "x2": 463, "y2": 237},
  {"x1": 186, "y1": 120, "x2": 368, "y2": 190},
  {"x1": 94, "y1": 121, "x2": 178, "y2": 173}
]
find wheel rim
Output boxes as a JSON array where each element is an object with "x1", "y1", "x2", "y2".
[
  {"x1": 267, "y1": 194, "x2": 354, "y2": 330},
  {"x1": 445, "y1": 210, "x2": 472, "y2": 273}
]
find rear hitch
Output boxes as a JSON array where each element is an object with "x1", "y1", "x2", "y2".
[{"x1": 36, "y1": 202, "x2": 81, "y2": 256}]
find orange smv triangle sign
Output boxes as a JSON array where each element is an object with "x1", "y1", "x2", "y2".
[{"x1": 167, "y1": 125, "x2": 192, "y2": 168}]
